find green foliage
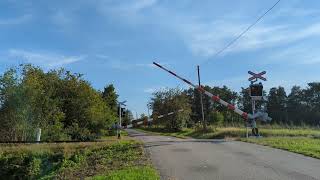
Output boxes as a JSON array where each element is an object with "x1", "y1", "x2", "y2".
[
  {"x1": 185, "y1": 85, "x2": 242, "y2": 128},
  {"x1": 241, "y1": 137, "x2": 320, "y2": 159},
  {"x1": 138, "y1": 126, "x2": 320, "y2": 139},
  {"x1": 122, "y1": 109, "x2": 134, "y2": 126},
  {"x1": 177, "y1": 82, "x2": 320, "y2": 129},
  {"x1": 102, "y1": 84, "x2": 118, "y2": 115},
  {"x1": 208, "y1": 111, "x2": 224, "y2": 126},
  {"x1": 150, "y1": 88, "x2": 191, "y2": 131},
  {"x1": 0, "y1": 64, "x2": 117, "y2": 141},
  {"x1": 91, "y1": 166, "x2": 159, "y2": 180},
  {"x1": 0, "y1": 139, "x2": 150, "y2": 179},
  {"x1": 267, "y1": 86, "x2": 288, "y2": 124}
]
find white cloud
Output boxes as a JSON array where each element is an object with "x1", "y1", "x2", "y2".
[
  {"x1": 143, "y1": 86, "x2": 165, "y2": 93},
  {"x1": 96, "y1": 0, "x2": 157, "y2": 20},
  {"x1": 175, "y1": 19, "x2": 320, "y2": 58},
  {"x1": 271, "y1": 7, "x2": 319, "y2": 18},
  {"x1": 143, "y1": 88, "x2": 156, "y2": 93},
  {"x1": 107, "y1": 61, "x2": 156, "y2": 70},
  {"x1": 267, "y1": 44, "x2": 320, "y2": 65},
  {"x1": 8, "y1": 49, "x2": 84, "y2": 67},
  {"x1": 0, "y1": 14, "x2": 32, "y2": 25},
  {"x1": 135, "y1": 63, "x2": 154, "y2": 68},
  {"x1": 95, "y1": 55, "x2": 168, "y2": 70},
  {"x1": 104, "y1": 2, "x2": 320, "y2": 61}
]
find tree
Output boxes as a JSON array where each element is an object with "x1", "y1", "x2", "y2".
[
  {"x1": 208, "y1": 111, "x2": 224, "y2": 126},
  {"x1": 102, "y1": 84, "x2": 118, "y2": 114},
  {"x1": 122, "y1": 109, "x2": 134, "y2": 126},
  {"x1": 287, "y1": 86, "x2": 306, "y2": 125},
  {"x1": 151, "y1": 88, "x2": 191, "y2": 131},
  {"x1": 0, "y1": 64, "x2": 118, "y2": 141},
  {"x1": 267, "y1": 87, "x2": 288, "y2": 125},
  {"x1": 304, "y1": 83, "x2": 320, "y2": 126}
]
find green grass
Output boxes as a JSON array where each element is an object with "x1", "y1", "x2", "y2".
[
  {"x1": 137, "y1": 126, "x2": 320, "y2": 159},
  {"x1": 241, "y1": 137, "x2": 320, "y2": 159},
  {"x1": 90, "y1": 166, "x2": 159, "y2": 180},
  {"x1": 137, "y1": 126, "x2": 320, "y2": 139},
  {"x1": 0, "y1": 136, "x2": 159, "y2": 179}
]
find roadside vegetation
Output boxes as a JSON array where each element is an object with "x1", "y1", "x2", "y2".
[
  {"x1": 0, "y1": 64, "x2": 134, "y2": 142},
  {"x1": 0, "y1": 137, "x2": 159, "y2": 179},
  {"x1": 241, "y1": 137, "x2": 320, "y2": 159},
  {"x1": 137, "y1": 126, "x2": 320, "y2": 139},
  {"x1": 134, "y1": 85, "x2": 320, "y2": 159},
  {"x1": 140, "y1": 84, "x2": 320, "y2": 134},
  {"x1": 137, "y1": 126, "x2": 320, "y2": 159}
]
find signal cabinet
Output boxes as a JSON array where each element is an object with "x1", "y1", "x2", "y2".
[{"x1": 250, "y1": 83, "x2": 263, "y2": 97}]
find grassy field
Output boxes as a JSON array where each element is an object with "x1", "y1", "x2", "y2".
[
  {"x1": 137, "y1": 126, "x2": 320, "y2": 159},
  {"x1": 241, "y1": 137, "x2": 320, "y2": 159},
  {"x1": 91, "y1": 166, "x2": 159, "y2": 180},
  {"x1": 137, "y1": 126, "x2": 320, "y2": 139},
  {"x1": 0, "y1": 136, "x2": 159, "y2": 179}
]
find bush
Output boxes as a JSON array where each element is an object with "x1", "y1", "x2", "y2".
[
  {"x1": 209, "y1": 111, "x2": 224, "y2": 126},
  {"x1": 0, "y1": 139, "x2": 147, "y2": 179}
]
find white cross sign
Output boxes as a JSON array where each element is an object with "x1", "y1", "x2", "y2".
[{"x1": 248, "y1": 71, "x2": 267, "y2": 81}]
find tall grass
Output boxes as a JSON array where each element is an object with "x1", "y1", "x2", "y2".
[{"x1": 0, "y1": 137, "x2": 156, "y2": 179}]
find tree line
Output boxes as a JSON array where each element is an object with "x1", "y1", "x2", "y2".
[
  {"x1": 0, "y1": 64, "x2": 119, "y2": 141},
  {"x1": 149, "y1": 83, "x2": 320, "y2": 131}
]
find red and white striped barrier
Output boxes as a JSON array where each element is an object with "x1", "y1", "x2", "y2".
[
  {"x1": 132, "y1": 109, "x2": 184, "y2": 126},
  {"x1": 148, "y1": 109, "x2": 184, "y2": 121},
  {"x1": 153, "y1": 62, "x2": 252, "y2": 120}
]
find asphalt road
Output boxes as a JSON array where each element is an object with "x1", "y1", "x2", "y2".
[{"x1": 126, "y1": 129, "x2": 320, "y2": 180}]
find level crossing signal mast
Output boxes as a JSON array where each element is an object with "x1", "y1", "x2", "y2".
[
  {"x1": 250, "y1": 83, "x2": 263, "y2": 97},
  {"x1": 153, "y1": 62, "x2": 272, "y2": 123},
  {"x1": 247, "y1": 71, "x2": 272, "y2": 136},
  {"x1": 118, "y1": 107, "x2": 126, "y2": 118},
  {"x1": 248, "y1": 71, "x2": 265, "y2": 100}
]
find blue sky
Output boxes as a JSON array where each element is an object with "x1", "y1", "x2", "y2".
[{"x1": 1, "y1": 0, "x2": 320, "y2": 117}]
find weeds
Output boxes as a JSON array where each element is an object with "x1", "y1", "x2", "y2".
[{"x1": 0, "y1": 138, "x2": 156, "y2": 179}]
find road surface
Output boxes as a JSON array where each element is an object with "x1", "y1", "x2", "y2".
[{"x1": 127, "y1": 129, "x2": 320, "y2": 180}]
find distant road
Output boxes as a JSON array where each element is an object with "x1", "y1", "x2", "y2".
[{"x1": 127, "y1": 129, "x2": 320, "y2": 180}]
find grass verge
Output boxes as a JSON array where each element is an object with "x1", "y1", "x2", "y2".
[
  {"x1": 137, "y1": 127, "x2": 320, "y2": 159},
  {"x1": 0, "y1": 136, "x2": 159, "y2": 179},
  {"x1": 90, "y1": 166, "x2": 159, "y2": 180},
  {"x1": 241, "y1": 137, "x2": 320, "y2": 159},
  {"x1": 137, "y1": 127, "x2": 320, "y2": 139}
]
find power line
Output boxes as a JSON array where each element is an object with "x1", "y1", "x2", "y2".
[{"x1": 201, "y1": 0, "x2": 281, "y2": 65}]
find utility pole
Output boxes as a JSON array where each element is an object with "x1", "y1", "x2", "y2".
[
  {"x1": 147, "y1": 104, "x2": 150, "y2": 117},
  {"x1": 118, "y1": 100, "x2": 127, "y2": 139},
  {"x1": 118, "y1": 106, "x2": 122, "y2": 139},
  {"x1": 197, "y1": 65, "x2": 206, "y2": 130}
]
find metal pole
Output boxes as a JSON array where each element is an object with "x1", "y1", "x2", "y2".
[
  {"x1": 197, "y1": 65, "x2": 206, "y2": 130},
  {"x1": 251, "y1": 98, "x2": 256, "y2": 137},
  {"x1": 36, "y1": 128, "x2": 41, "y2": 143},
  {"x1": 246, "y1": 126, "x2": 249, "y2": 138},
  {"x1": 147, "y1": 104, "x2": 150, "y2": 117},
  {"x1": 118, "y1": 104, "x2": 121, "y2": 139}
]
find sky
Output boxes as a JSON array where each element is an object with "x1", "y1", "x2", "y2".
[{"x1": 1, "y1": 0, "x2": 320, "y2": 117}]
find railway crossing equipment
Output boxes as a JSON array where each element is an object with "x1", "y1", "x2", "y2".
[
  {"x1": 152, "y1": 62, "x2": 272, "y2": 125},
  {"x1": 131, "y1": 109, "x2": 184, "y2": 127}
]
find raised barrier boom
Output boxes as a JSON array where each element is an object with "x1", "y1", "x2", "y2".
[{"x1": 153, "y1": 62, "x2": 252, "y2": 120}]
